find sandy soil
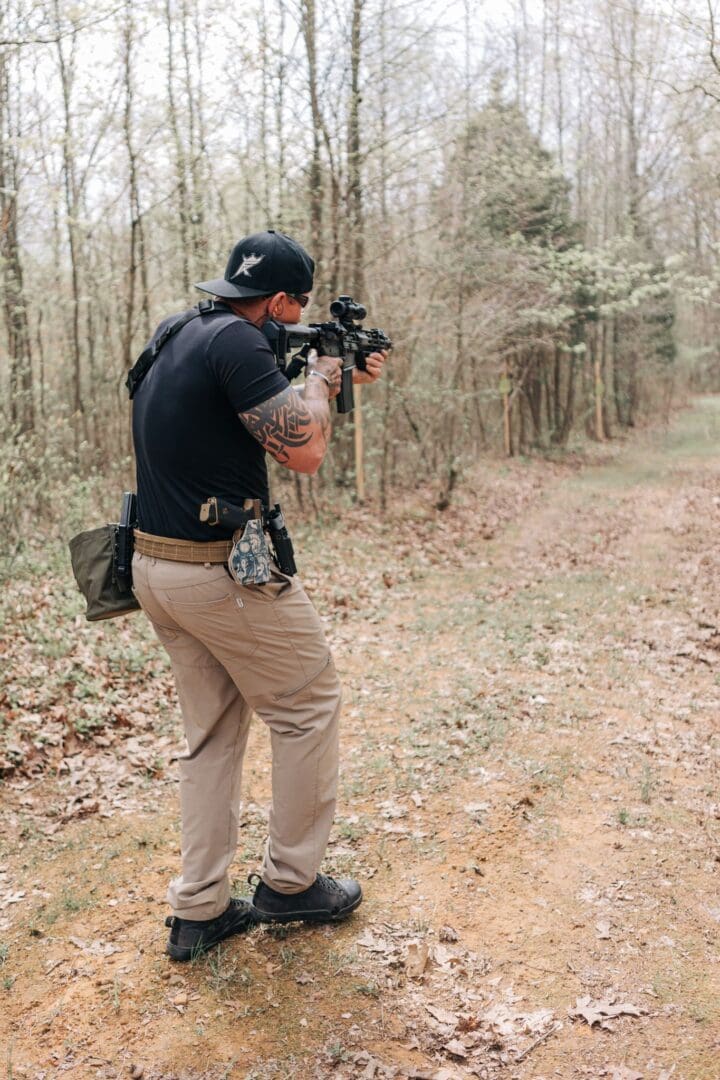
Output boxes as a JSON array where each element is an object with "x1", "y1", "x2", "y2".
[{"x1": 1, "y1": 398, "x2": 719, "y2": 1080}]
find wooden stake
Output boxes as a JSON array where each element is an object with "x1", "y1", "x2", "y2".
[
  {"x1": 502, "y1": 361, "x2": 512, "y2": 457},
  {"x1": 354, "y1": 384, "x2": 365, "y2": 502}
]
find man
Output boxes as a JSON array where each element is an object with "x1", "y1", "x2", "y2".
[{"x1": 130, "y1": 230, "x2": 387, "y2": 961}]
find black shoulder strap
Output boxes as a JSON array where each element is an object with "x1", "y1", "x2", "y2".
[{"x1": 125, "y1": 299, "x2": 229, "y2": 399}]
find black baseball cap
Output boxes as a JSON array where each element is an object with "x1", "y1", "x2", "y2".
[{"x1": 195, "y1": 230, "x2": 314, "y2": 299}]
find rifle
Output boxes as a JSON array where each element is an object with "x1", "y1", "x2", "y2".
[{"x1": 261, "y1": 295, "x2": 392, "y2": 414}]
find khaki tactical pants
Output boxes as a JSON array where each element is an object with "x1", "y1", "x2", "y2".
[{"x1": 131, "y1": 552, "x2": 341, "y2": 920}]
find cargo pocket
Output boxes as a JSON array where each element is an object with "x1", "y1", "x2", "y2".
[
  {"x1": 232, "y1": 578, "x2": 329, "y2": 702},
  {"x1": 274, "y1": 652, "x2": 331, "y2": 701}
]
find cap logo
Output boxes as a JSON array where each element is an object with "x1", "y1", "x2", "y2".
[{"x1": 232, "y1": 253, "x2": 264, "y2": 279}]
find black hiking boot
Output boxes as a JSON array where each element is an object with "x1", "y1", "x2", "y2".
[
  {"x1": 165, "y1": 898, "x2": 257, "y2": 962},
  {"x1": 248, "y1": 872, "x2": 362, "y2": 924}
]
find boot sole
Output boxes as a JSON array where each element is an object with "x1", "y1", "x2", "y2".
[
  {"x1": 166, "y1": 909, "x2": 258, "y2": 962},
  {"x1": 251, "y1": 891, "x2": 363, "y2": 924}
]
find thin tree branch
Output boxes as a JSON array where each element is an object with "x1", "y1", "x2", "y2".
[{"x1": 0, "y1": 5, "x2": 125, "y2": 48}]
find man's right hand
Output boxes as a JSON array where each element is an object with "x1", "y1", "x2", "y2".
[{"x1": 306, "y1": 353, "x2": 342, "y2": 399}]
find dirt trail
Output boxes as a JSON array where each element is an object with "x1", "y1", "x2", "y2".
[{"x1": 2, "y1": 399, "x2": 720, "y2": 1080}]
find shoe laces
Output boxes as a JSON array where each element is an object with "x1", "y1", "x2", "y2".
[
  {"x1": 247, "y1": 870, "x2": 341, "y2": 895},
  {"x1": 316, "y1": 873, "x2": 341, "y2": 894}
]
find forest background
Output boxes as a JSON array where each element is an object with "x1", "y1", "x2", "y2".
[{"x1": 2, "y1": 0, "x2": 720, "y2": 551}]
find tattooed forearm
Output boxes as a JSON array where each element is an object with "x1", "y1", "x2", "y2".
[
  {"x1": 301, "y1": 371, "x2": 334, "y2": 447},
  {"x1": 238, "y1": 385, "x2": 331, "y2": 471},
  {"x1": 240, "y1": 387, "x2": 313, "y2": 463}
]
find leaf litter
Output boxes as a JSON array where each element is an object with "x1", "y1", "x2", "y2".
[{"x1": 2, "y1": 433, "x2": 718, "y2": 1077}]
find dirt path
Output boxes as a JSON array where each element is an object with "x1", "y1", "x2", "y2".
[{"x1": 2, "y1": 399, "x2": 720, "y2": 1080}]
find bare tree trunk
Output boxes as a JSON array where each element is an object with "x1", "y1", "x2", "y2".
[
  {"x1": 600, "y1": 315, "x2": 611, "y2": 437},
  {"x1": 301, "y1": 0, "x2": 324, "y2": 291},
  {"x1": 439, "y1": 0, "x2": 473, "y2": 499},
  {"x1": 526, "y1": 353, "x2": 543, "y2": 443},
  {"x1": 259, "y1": 8, "x2": 272, "y2": 220},
  {"x1": 594, "y1": 326, "x2": 605, "y2": 440},
  {"x1": 552, "y1": 345, "x2": 561, "y2": 435},
  {"x1": 347, "y1": 0, "x2": 365, "y2": 300},
  {"x1": 192, "y1": 0, "x2": 210, "y2": 272},
  {"x1": 53, "y1": 0, "x2": 85, "y2": 449},
  {"x1": 82, "y1": 232, "x2": 99, "y2": 451},
  {"x1": 612, "y1": 315, "x2": 624, "y2": 426},
  {"x1": 538, "y1": 0, "x2": 548, "y2": 135},
  {"x1": 122, "y1": 7, "x2": 138, "y2": 377},
  {"x1": 626, "y1": 0, "x2": 641, "y2": 238},
  {"x1": 348, "y1": 0, "x2": 365, "y2": 501},
  {"x1": 626, "y1": 340, "x2": 638, "y2": 427},
  {"x1": 274, "y1": 0, "x2": 287, "y2": 230},
  {"x1": 556, "y1": 350, "x2": 577, "y2": 446},
  {"x1": 165, "y1": 0, "x2": 191, "y2": 292},
  {"x1": 326, "y1": 148, "x2": 341, "y2": 296},
  {"x1": 553, "y1": 0, "x2": 564, "y2": 167},
  {"x1": 377, "y1": 0, "x2": 393, "y2": 511},
  {"x1": 0, "y1": 27, "x2": 34, "y2": 434},
  {"x1": 542, "y1": 348, "x2": 554, "y2": 435},
  {"x1": 503, "y1": 357, "x2": 513, "y2": 456},
  {"x1": 180, "y1": 0, "x2": 203, "y2": 268}
]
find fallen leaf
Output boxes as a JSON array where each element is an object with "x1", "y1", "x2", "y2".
[
  {"x1": 568, "y1": 996, "x2": 642, "y2": 1027},
  {"x1": 432, "y1": 943, "x2": 464, "y2": 968},
  {"x1": 522, "y1": 1008, "x2": 557, "y2": 1033},
  {"x1": 405, "y1": 940, "x2": 429, "y2": 978},
  {"x1": 443, "y1": 1039, "x2": 468, "y2": 1058},
  {"x1": 438, "y1": 924, "x2": 459, "y2": 943},
  {"x1": 478, "y1": 1002, "x2": 517, "y2": 1037},
  {"x1": 596, "y1": 919, "x2": 612, "y2": 939},
  {"x1": 425, "y1": 1003, "x2": 459, "y2": 1028},
  {"x1": 0, "y1": 891, "x2": 26, "y2": 907},
  {"x1": 68, "y1": 936, "x2": 120, "y2": 957},
  {"x1": 356, "y1": 929, "x2": 393, "y2": 955},
  {"x1": 406, "y1": 1070, "x2": 459, "y2": 1080}
]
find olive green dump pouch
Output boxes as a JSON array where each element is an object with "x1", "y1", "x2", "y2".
[{"x1": 68, "y1": 525, "x2": 140, "y2": 622}]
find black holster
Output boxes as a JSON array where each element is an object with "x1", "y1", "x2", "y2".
[
  {"x1": 199, "y1": 497, "x2": 297, "y2": 576},
  {"x1": 265, "y1": 504, "x2": 297, "y2": 576}
]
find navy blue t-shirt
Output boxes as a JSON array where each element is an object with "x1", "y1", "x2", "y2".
[{"x1": 132, "y1": 306, "x2": 288, "y2": 540}]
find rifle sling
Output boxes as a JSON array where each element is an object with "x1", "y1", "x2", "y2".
[{"x1": 125, "y1": 299, "x2": 228, "y2": 399}]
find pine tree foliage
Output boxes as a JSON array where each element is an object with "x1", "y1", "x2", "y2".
[{"x1": 461, "y1": 89, "x2": 575, "y2": 247}]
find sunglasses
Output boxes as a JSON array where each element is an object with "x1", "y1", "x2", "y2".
[{"x1": 289, "y1": 294, "x2": 310, "y2": 309}]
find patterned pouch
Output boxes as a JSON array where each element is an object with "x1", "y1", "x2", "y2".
[{"x1": 227, "y1": 519, "x2": 272, "y2": 585}]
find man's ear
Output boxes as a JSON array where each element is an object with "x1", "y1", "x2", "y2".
[{"x1": 269, "y1": 292, "x2": 286, "y2": 319}]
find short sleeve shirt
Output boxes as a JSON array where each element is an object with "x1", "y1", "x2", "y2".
[{"x1": 132, "y1": 306, "x2": 288, "y2": 540}]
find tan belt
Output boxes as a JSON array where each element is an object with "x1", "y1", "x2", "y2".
[{"x1": 134, "y1": 529, "x2": 233, "y2": 564}]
